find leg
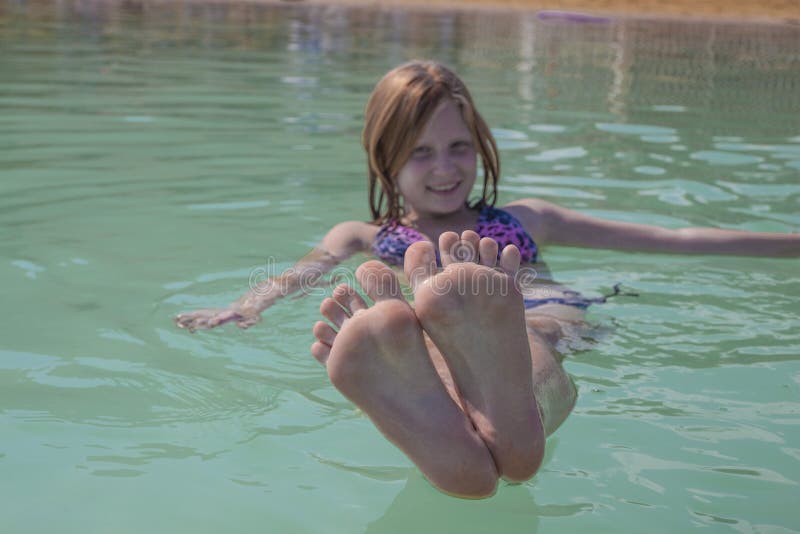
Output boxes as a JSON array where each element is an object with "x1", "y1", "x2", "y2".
[
  {"x1": 524, "y1": 325, "x2": 577, "y2": 436},
  {"x1": 311, "y1": 262, "x2": 498, "y2": 499},
  {"x1": 404, "y1": 232, "x2": 547, "y2": 482},
  {"x1": 522, "y1": 308, "x2": 586, "y2": 433},
  {"x1": 422, "y1": 325, "x2": 576, "y2": 439}
]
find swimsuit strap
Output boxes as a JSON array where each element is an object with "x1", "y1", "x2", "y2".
[{"x1": 523, "y1": 283, "x2": 640, "y2": 310}]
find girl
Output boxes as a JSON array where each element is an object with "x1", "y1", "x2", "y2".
[{"x1": 175, "y1": 60, "x2": 799, "y2": 498}]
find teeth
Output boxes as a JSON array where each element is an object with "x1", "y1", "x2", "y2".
[{"x1": 429, "y1": 182, "x2": 458, "y2": 192}]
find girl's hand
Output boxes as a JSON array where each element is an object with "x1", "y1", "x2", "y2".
[{"x1": 174, "y1": 306, "x2": 261, "y2": 333}]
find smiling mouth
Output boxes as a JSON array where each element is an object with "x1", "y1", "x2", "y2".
[{"x1": 427, "y1": 181, "x2": 460, "y2": 193}]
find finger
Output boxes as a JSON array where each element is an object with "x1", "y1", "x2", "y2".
[
  {"x1": 174, "y1": 314, "x2": 194, "y2": 329},
  {"x1": 236, "y1": 315, "x2": 260, "y2": 329},
  {"x1": 185, "y1": 318, "x2": 207, "y2": 331},
  {"x1": 175, "y1": 316, "x2": 198, "y2": 334},
  {"x1": 209, "y1": 310, "x2": 238, "y2": 327},
  {"x1": 478, "y1": 237, "x2": 499, "y2": 267},
  {"x1": 438, "y1": 231, "x2": 461, "y2": 267}
]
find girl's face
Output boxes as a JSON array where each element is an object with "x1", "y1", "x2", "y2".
[{"x1": 395, "y1": 99, "x2": 478, "y2": 220}]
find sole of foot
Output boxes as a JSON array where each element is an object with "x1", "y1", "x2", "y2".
[
  {"x1": 405, "y1": 230, "x2": 545, "y2": 482},
  {"x1": 311, "y1": 261, "x2": 499, "y2": 498}
]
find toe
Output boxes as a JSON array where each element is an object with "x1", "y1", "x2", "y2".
[
  {"x1": 310, "y1": 341, "x2": 331, "y2": 365},
  {"x1": 499, "y1": 244, "x2": 521, "y2": 275},
  {"x1": 478, "y1": 237, "x2": 499, "y2": 267},
  {"x1": 456, "y1": 231, "x2": 480, "y2": 263},
  {"x1": 404, "y1": 241, "x2": 438, "y2": 291},
  {"x1": 313, "y1": 320, "x2": 337, "y2": 346},
  {"x1": 356, "y1": 260, "x2": 403, "y2": 302},
  {"x1": 320, "y1": 297, "x2": 350, "y2": 328},
  {"x1": 438, "y1": 231, "x2": 461, "y2": 267},
  {"x1": 332, "y1": 284, "x2": 368, "y2": 314}
]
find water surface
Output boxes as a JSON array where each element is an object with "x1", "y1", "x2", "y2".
[{"x1": 1, "y1": 2, "x2": 799, "y2": 532}]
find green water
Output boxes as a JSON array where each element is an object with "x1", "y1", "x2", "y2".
[{"x1": 2, "y1": 2, "x2": 799, "y2": 532}]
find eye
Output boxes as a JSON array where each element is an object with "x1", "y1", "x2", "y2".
[
  {"x1": 451, "y1": 140, "x2": 473, "y2": 154},
  {"x1": 411, "y1": 146, "x2": 432, "y2": 159}
]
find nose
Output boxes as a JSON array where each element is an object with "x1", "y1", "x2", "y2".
[{"x1": 432, "y1": 152, "x2": 456, "y2": 176}]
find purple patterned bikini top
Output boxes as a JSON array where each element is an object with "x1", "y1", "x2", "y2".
[{"x1": 373, "y1": 204, "x2": 539, "y2": 266}]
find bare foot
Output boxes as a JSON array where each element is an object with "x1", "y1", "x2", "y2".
[
  {"x1": 310, "y1": 261, "x2": 498, "y2": 498},
  {"x1": 405, "y1": 231, "x2": 546, "y2": 482}
]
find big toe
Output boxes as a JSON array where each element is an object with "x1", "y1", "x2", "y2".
[
  {"x1": 355, "y1": 260, "x2": 403, "y2": 303},
  {"x1": 404, "y1": 241, "x2": 438, "y2": 291}
]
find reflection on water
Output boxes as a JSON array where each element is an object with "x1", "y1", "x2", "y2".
[
  {"x1": 1, "y1": 2, "x2": 799, "y2": 534},
  {"x1": 4, "y1": 0, "x2": 798, "y2": 130}
]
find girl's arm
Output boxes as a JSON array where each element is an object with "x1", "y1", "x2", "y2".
[
  {"x1": 505, "y1": 198, "x2": 800, "y2": 257},
  {"x1": 174, "y1": 221, "x2": 378, "y2": 332}
]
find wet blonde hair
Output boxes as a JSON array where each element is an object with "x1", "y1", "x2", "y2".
[{"x1": 362, "y1": 60, "x2": 500, "y2": 224}]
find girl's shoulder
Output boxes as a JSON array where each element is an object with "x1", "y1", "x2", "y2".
[
  {"x1": 500, "y1": 198, "x2": 561, "y2": 245},
  {"x1": 499, "y1": 198, "x2": 551, "y2": 226}
]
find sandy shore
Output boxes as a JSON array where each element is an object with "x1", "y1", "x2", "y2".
[{"x1": 263, "y1": 0, "x2": 800, "y2": 22}]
